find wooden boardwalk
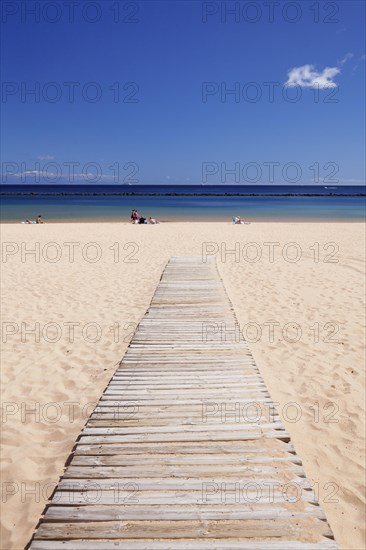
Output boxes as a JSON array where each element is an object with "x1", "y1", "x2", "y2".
[{"x1": 29, "y1": 257, "x2": 339, "y2": 549}]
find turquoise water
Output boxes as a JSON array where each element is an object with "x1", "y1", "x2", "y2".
[{"x1": 1, "y1": 185, "x2": 365, "y2": 222}]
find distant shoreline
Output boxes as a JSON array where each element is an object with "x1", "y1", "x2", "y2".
[{"x1": 1, "y1": 192, "x2": 365, "y2": 197}]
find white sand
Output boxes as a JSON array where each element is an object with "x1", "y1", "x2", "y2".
[{"x1": 1, "y1": 222, "x2": 365, "y2": 549}]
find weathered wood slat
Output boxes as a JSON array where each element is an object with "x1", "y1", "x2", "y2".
[
  {"x1": 63, "y1": 464, "x2": 303, "y2": 479},
  {"x1": 107, "y1": 381, "x2": 263, "y2": 388},
  {"x1": 28, "y1": 257, "x2": 338, "y2": 549},
  {"x1": 97, "y1": 399, "x2": 273, "y2": 408},
  {"x1": 101, "y1": 389, "x2": 268, "y2": 397},
  {"x1": 95, "y1": 403, "x2": 275, "y2": 410},
  {"x1": 44, "y1": 504, "x2": 326, "y2": 521},
  {"x1": 77, "y1": 430, "x2": 291, "y2": 445},
  {"x1": 70, "y1": 455, "x2": 302, "y2": 466},
  {"x1": 86, "y1": 417, "x2": 280, "y2": 427},
  {"x1": 81, "y1": 422, "x2": 285, "y2": 435},
  {"x1": 73, "y1": 441, "x2": 296, "y2": 455},
  {"x1": 104, "y1": 387, "x2": 266, "y2": 394},
  {"x1": 51, "y1": 491, "x2": 318, "y2": 506},
  {"x1": 29, "y1": 541, "x2": 340, "y2": 550},
  {"x1": 56, "y1": 476, "x2": 312, "y2": 492},
  {"x1": 110, "y1": 376, "x2": 261, "y2": 382},
  {"x1": 90, "y1": 411, "x2": 277, "y2": 419},
  {"x1": 34, "y1": 519, "x2": 334, "y2": 540}
]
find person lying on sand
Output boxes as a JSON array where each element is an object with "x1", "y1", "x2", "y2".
[
  {"x1": 232, "y1": 215, "x2": 250, "y2": 225},
  {"x1": 149, "y1": 217, "x2": 160, "y2": 224}
]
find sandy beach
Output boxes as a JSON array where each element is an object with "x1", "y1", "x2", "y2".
[{"x1": 1, "y1": 221, "x2": 365, "y2": 550}]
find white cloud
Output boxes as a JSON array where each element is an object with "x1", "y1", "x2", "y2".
[
  {"x1": 339, "y1": 52, "x2": 353, "y2": 65},
  {"x1": 36, "y1": 155, "x2": 55, "y2": 161},
  {"x1": 351, "y1": 54, "x2": 366, "y2": 73},
  {"x1": 285, "y1": 53, "x2": 357, "y2": 88},
  {"x1": 285, "y1": 64, "x2": 340, "y2": 88}
]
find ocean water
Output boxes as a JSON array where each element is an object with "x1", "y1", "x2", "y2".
[{"x1": 1, "y1": 185, "x2": 365, "y2": 222}]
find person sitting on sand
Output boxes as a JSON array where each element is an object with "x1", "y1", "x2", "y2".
[
  {"x1": 37, "y1": 215, "x2": 44, "y2": 224},
  {"x1": 131, "y1": 210, "x2": 140, "y2": 224},
  {"x1": 149, "y1": 217, "x2": 159, "y2": 224}
]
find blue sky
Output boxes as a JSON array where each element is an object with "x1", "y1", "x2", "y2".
[{"x1": 1, "y1": 0, "x2": 365, "y2": 185}]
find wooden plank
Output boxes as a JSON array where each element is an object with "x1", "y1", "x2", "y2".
[
  {"x1": 108, "y1": 383, "x2": 261, "y2": 390},
  {"x1": 73, "y1": 441, "x2": 296, "y2": 455},
  {"x1": 107, "y1": 381, "x2": 263, "y2": 388},
  {"x1": 29, "y1": 541, "x2": 340, "y2": 550},
  {"x1": 77, "y1": 430, "x2": 291, "y2": 445},
  {"x1": 34, "y1": 519, "x2": 333, "y2": 540},
  {"x1": 44, "y1": 504, "x2": 326, "y2": 522},
  {"x1": 56, "y1": 476, "x2": 313, "y2": 492},
  {"x1": 51, "y1": 490, "x2": 318, "y2": 506},
  {"x1": 81, "y1": 422, "x2": 285, "y2": 435},
  {"x1": 97, "y1": 399, "x2": 275, "y2": 407},
  {"x1": 90, "y1": 411, "x2": 278, "y2": 420},
  {"x1": 86, "y1": 417, "x2": 280, "y2": 427},
  {"x1": 94, "y1": 401, "x2": 274, "y2": 412},
  {"x1": 63, "y1": 464, "x2": 303, "y2": 479},
  {"x1": 110, "y1": 376, "x2": 261, "y2": 382},
  {"x1": 70, "y1": 455, "x2": 302, "y2": 466},
  {"x1": 101, "y1": 388, "x2": 268, "y2": 397}
]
